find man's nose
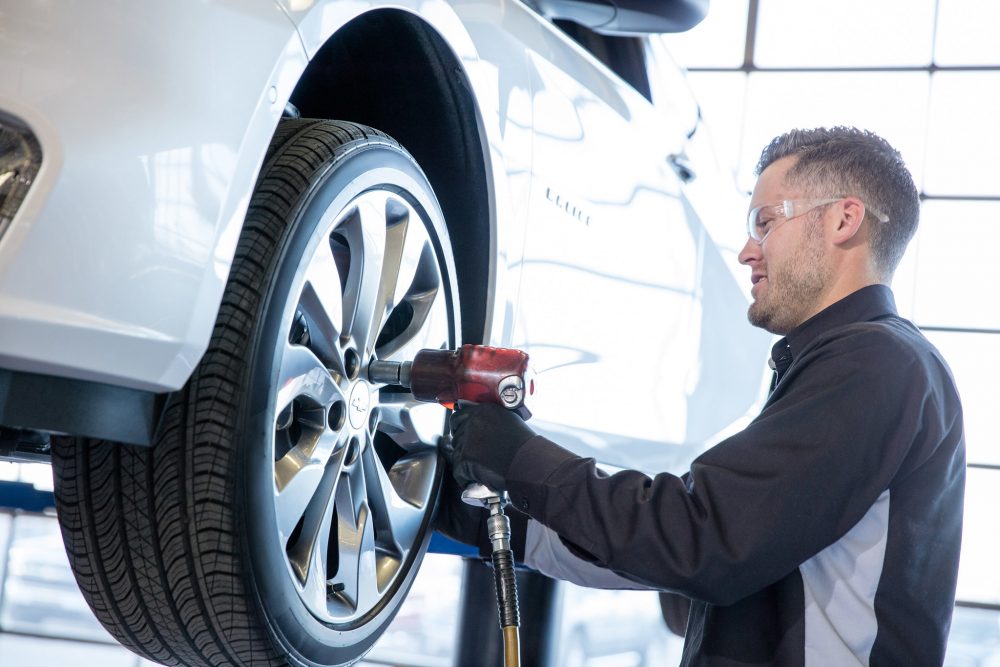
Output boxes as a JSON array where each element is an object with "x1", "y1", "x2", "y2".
[{"x1": 738, "y1": 235, "x2": 761, "y2": 265}]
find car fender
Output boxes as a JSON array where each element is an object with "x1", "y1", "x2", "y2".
[{"x1": 279, "y1": 0, "x2": 534, "y2": 349}]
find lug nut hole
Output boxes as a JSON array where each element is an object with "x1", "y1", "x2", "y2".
[
  {"x1": 368, "y1": 407, "x2": 380, "y2": 433},
  {"x1": 344, "y1": 348, "x2": 361, "y2": 381},
  {"x1": 328, "y1": 400, "x2": 346, "y2": 431},
  {"x1": 345, "y1": 436, "x2": 361, "y2": 466}
]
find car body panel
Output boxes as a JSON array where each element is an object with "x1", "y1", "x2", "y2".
[
  {"x1": 508, "y1": 20, "x2": 771, "y2": 469},
  {"x1": 0, "y1": 0, "x2": 307, "y2": 392}
]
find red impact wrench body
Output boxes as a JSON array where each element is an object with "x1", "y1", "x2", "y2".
[
  {"x1": 368, "y1": 345, "x2": 533, "y2": 667},
  {"x1": 368, "y1": 344, "x2": 534, "y2": 413}
]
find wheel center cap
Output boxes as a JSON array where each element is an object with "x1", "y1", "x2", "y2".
[{"x1": 348, "y1": 382, "x2": 370, "y2": 429}]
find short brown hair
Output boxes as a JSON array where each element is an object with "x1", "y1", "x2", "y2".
[{"x1": 756, "y1": 127, "x2": 919, "y2": 281}]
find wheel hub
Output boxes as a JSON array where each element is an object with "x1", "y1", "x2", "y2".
[{"x1": 347, "y1": 381, "x2": 371, "y2": 430}]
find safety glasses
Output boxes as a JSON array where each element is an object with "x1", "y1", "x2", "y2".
[{"x1": 746, "y1": 198, "x2": 889, "y2": 244}]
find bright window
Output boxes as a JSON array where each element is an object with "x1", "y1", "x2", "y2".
[
  {"x1": 955, "y1": 469, "x2": 1000, "y2": 606},
  {"x1": 911, "y1": 201, "x2": 1000, "y2": 330},
  {"x1": 934, "y1": 0, "x2": 1000, "y2": 66},
  {"x1": 662, "y1": 0, "x2": 750, "y2": 68},
  {"x1": 925, "y1": 330, "x2": 1000, "y2": 468},
  {"x1": 754, "y1": 0, "x2": 935, "y2": 67},
  {"x1": 925, "y1": 72, "x2": 1000, "y2": 196},
  {"x1": 738, "y1": 72, "x2": 928, "y2": 191}
]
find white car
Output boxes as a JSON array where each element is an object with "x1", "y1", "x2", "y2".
[{"x1": 0, "y1": 1, "x2": 770, "y2": 665}]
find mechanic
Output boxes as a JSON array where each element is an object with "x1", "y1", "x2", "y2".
[{"x1": 436, "y1": 126, "x2": 965, "y2": 665}]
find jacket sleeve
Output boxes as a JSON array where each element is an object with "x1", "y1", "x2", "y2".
[
  {"x1": 504, "y1": 328, "x2": 941, "y2": 605},
  {"x1": 522, "y1": 519, "x2": 660, "y2": 590}
]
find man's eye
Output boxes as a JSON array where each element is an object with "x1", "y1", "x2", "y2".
[{"x1": 757, "y1": 217, "x2": 774, "y2": 230}]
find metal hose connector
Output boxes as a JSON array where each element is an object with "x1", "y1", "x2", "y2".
[{"x1": 488, "y1": 500, "x2": 519, "y2": 666}]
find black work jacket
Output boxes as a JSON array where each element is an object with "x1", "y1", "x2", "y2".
[{"x1": 506, "y1": 285, "x2": 965, "y2": 666}]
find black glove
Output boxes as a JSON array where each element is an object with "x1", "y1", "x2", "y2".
[
  {"x1": 448, "y1": 402, "x2": 537, "y2": 492},
  {"x1": 433, "y1": 436, "x2": 487, "y2": 547},
  {"x1": 435, "y1": 435, "x2": 530, "y2": 560}
]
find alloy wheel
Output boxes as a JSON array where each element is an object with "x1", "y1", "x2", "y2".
[{"x1": 271, "y1": 188, "x2": 451, "y2": 624}]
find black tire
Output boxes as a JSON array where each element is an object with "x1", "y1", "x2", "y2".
[{"x1": 52, "y1": 120, "x2": 460, "y2": 666}]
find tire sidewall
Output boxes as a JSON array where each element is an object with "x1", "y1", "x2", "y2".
[{"x1": 239, "y1": 139, "x2": 459, "y2": 666}]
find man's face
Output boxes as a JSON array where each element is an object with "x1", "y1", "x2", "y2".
[{"x1": 739, "y1": 157, "x2": 832, "y2": 335}]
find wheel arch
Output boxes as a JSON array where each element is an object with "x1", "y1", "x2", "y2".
[{"x1": 288, "y1": 9, "x2": 494, "y2": 346}]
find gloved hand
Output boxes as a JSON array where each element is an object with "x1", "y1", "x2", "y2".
[
  {"x1": 433, "y1": 440, "x2": 487, "y2": 547},
  {"x1": 435, "y1": 434, "x2": 531, "y2": 559},
  {"x1": 447, "y1": 402, "x2": 537, "y2": 492}
]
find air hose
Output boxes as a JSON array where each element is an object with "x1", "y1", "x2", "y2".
[
  {"x1": 462, "y1": 485, "x2": 521, "y2": 667},
  {"x1": 487, "y1": 498, "x2": 520, "y2": 667}
]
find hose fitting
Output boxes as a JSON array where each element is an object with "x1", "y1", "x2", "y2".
[{"x1": 488, "y1": 501, "x2": 519, "y2": 630}]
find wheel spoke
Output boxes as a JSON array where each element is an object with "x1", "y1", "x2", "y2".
[
  {"x1": 328, "y1": 462, "x2": 379, "y2": 614},
  {"x1": 363, "y1": 446, "x2": 433, "y2": 559},
  {"x1": 300, "y1": 234, "x2": 346, "y2": 369},
  {"x1": 388, "y1": 450, "x2": 438, "y2": 509},
  {"x1": 274, "y1": 429, "x2": 345, "y2": 540},
  {"x1": 300, "y1": 475, "x2": 340, "y2": 614},
  {"x1": 285, "y1": 444, "x2": 349, "y2": 587},
  {"x1": 373, "y1": 203, "x2": 410, "y2": 336},
  {"x1": 372, "y1": 201, "x2": 432, "y2": 346},
  {"x1": 378, "y1": 394, "x2": 447, "y2": 449},
  {"x1": 339, "y1": 195, "x2": 387, "y2": 355},
  {"x1": 355, "y1": 533, "x2": 384, "y2": 614},
  {"x1": 276, "y1": 343, "x2": 343, "y2": 416},
  {"x1": 375, "y1": 285, "x2": 448, "y2": 362},
  {"x1": 374, "y1": 225, "x2": 447, "y2": 360}
]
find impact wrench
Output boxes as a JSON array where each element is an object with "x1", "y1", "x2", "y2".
[{"x1": 368, "y1": 345, "x2": 534, "y2": 667}]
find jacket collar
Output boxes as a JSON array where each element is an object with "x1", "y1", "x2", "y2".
[{"x1": 769, "y1": 284, "x2": 898, "y2": 374}]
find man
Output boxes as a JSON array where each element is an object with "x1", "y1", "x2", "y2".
[{"x1": 437, "y1": 127, "x2": 965, "y2": 665}]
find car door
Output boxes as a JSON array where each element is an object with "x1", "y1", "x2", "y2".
[{"x1": 512, "y1": 20, "x2": 707, "y2": 472}]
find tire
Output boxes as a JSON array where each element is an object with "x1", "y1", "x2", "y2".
[{"x1": 52, "y1": 120, "x2": 460, "y2": 666}]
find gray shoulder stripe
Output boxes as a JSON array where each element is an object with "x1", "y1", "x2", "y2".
[
  {"x1": 524, "y1": 520, "x2": 655, "y2": 590},
  {"x1": 801, "y1": 490, "x2": 890, "y2": 666}
]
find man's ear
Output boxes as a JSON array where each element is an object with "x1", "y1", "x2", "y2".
[{"x1": 832, "y1": 197, "x2": 866, "y2": 244}]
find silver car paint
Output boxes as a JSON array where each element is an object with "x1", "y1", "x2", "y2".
[{"x1": 0, "y1": 1, "x2": 307, "y2": 391}]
